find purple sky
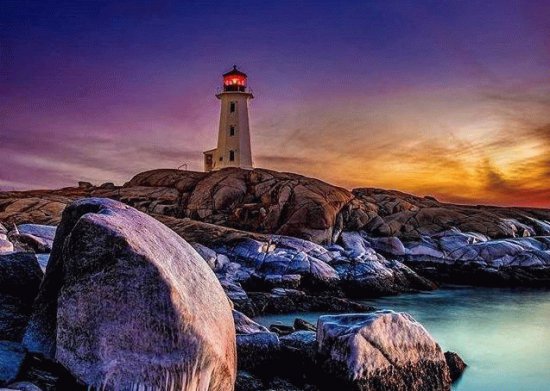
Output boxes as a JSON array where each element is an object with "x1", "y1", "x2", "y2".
[{"x1": 1, "y1": 1, "x2": 549, "y2": 206}]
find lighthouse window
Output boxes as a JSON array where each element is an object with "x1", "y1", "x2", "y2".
[
  {"x1": 229, "y1": 150, "x2": 235, "y2": 161},
  {"x1": 229, "y1": 126, "x2": 235, "y2": 136},
  {"x1": 230, "y1": 102, "x2": 236, "y2": 112}
]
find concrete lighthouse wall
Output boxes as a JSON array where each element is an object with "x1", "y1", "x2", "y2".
[{"x1": 212, "y1": 91, "x2": 253, "y2": 170}]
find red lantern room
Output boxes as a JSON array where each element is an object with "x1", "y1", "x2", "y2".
[{"x1": 223, "y1": 65, "x2": 247, "y2": 92}]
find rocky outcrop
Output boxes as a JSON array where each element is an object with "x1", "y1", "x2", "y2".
[
  {"x1": 1, "y1": 168, "x2": 549, "y2": 289},
  {"x1": 2, "y1": 169, "x2": 550, "y2": 243},
  {"x1": 190, "y1": 231, "x2": 434, "y2": 307},
  {"x1": 1, "y1": 168, "x2": 354, "y2": 244},
  {"x1": 349, "y1": 229, "x2": 550, "y2": 286},
  {"x1": 23, "y1": 198, "x2": 236, "y2": 390},
  {"x1": 347, "y1": 188, "x2": 550, "y2": 239},
  {"x1": 316, "y1": 311, "x2": 451, "y2": 390},
  {"x1": 245, "y1": 289, "x2": 372, "y2": 316},
  {"x1": 0, "y1": 253, "x2": 43, "y2": 341}
]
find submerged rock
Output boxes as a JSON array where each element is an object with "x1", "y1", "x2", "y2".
[
  {"x1": 23, "y1": 198, "x2": 236, "y2": 390},
  {"x1": 316, "y1": 311, "x2": 451, "y2": 390}
]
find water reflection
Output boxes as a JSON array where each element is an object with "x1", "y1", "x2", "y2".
[{"x1": 255, "y1": 286, "x2": 550, "y2": 391}]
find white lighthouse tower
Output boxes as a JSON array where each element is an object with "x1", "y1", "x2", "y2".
[{"x1": 203, "y1": 66, "x2": 254, "y2": 172}]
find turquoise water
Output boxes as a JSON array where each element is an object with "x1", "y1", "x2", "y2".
[{"x1": 255, "y1": 287, "x2": 550, "y2": 390}]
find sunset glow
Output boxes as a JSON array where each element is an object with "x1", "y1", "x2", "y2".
[{"x1": 1, "y1": 1, "x2": 549, "y2": 207}]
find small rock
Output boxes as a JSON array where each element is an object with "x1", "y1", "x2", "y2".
[
  {"x1": 235, "y1": 371, "x2": 264, "y2": 391},
  {"x1": 10, "y1": 225, "x2": 56, "y2": 253},
  {"x1": 294, "y1": 318, "x2": 316, "y2": 332},
  {"x1": 77, "y1": 181, "x2": 93, "y2": 189},
  {"x1": 445, "y1": 351, "x2": 467, "y2": 381},
  {"x1": 233, "y1": 310, "x2": 269, "y2": 334},
  {"x1": 269, "y1": 324, "x2": 295, "y2": 336},
  {"x1": 280, "y1": 330, "x2": 316, "y2": 354}
]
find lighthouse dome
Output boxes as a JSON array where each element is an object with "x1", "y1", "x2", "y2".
[{"x1": 223, "y1": 65, "x2": 247, "y2": 92}]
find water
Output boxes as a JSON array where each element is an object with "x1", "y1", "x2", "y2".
[{"x1": 254, "y1": 286, "x2": 550, "y2": 390}]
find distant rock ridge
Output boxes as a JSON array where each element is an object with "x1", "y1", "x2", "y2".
[{"x1": 2, "y1": 168, "x2": 549, "y2": 244}]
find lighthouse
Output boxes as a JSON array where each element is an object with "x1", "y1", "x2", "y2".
[{"x1": 203, "y1": 66, "x2": 254, "y2": 172}]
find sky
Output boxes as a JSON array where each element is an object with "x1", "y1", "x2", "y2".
[{"x1": 1, "y1": 0, "x2": 549, "y2": 207}]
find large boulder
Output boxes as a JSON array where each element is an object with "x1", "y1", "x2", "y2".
[
  {"x1": 0, "y1": 253, "x2": 43, "y2": 341},
  {"x1": 23, "y1": 198, "x2": 236, "y2": 390},
  {"x1": 317, "y1": 311, "x2": 451, "y2": 390}
]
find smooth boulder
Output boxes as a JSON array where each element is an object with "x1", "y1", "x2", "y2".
[
  {"x1": 23, "y1": 198, "x2": 236, "y2": 390},
  {"x1": 317, "y1": 311, "x2": 451, "y2": 390}
]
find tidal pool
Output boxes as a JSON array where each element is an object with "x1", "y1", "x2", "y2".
[{"x1": 254, "y1": 286, "x2": 550, "y2": 390}]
